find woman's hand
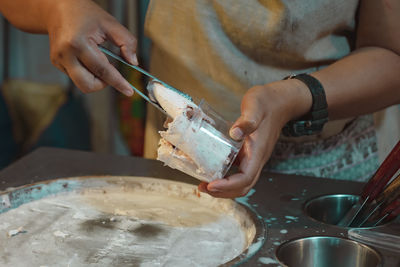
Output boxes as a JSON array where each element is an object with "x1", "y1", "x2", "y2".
[
  {"x1": 199, "y1": 79, "x2": 312, "y2": 198},
  {"x1": 47, "y1": 0, "x2": 137, "y2": 96}
]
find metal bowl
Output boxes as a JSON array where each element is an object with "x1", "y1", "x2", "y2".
[
  {"x1": 303, "y1": 194, "x2": 393, "y2": 227},
  {"x1": 276, "y1": 236, "x2": 382, "y2": 267},
  {"x1": 0, "y1": 176, "x2": 266, "y2": 266}
]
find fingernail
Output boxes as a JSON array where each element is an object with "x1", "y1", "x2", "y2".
[
  {"x1": 230, "y1": 127, "x2": 243, "y2": 141},
  {"x1": 133, "y1": 54, "x2": 138, "y2": 65},
  {"x1": 124, "y1": 89, "x2": 134, "y2": 97}
]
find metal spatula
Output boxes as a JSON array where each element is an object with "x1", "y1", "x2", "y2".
[
  {"x1": 99, "y1": 45, "x2": 192, "y2": 117},
  {"x1": 371, "y1": 196, "x2": 400, "y2": 226}
]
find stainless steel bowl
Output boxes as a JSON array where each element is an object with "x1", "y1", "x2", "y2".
[
  {"x1": 304, "y1": 194, "x2": 359, "y2": 226},
  {"x1": 304, "y1": 194, "x2": 394, "y2": 227},
  {"x1": 276, "y1": 236, "x2": 382, "y2": 267}
]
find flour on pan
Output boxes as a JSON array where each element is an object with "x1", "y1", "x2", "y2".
[{"x1": 0, "y1": 179, "x2": 254, "y2": 266}]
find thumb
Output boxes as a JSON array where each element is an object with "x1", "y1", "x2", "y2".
[{"x1": 230, "y1": 95, "x2": 264, "y2": 141}]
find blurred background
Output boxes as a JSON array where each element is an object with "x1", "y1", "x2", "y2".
[{"x1": 0, "y1": 0, "x2": 151, "y2": 169}]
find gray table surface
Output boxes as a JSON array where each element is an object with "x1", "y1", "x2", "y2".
[{"x1": 0, "y1": 147, "x2": 399, "y2": 266}]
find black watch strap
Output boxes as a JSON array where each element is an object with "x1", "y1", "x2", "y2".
[{"x1": 282, "y1": 74, "x2": 329, "y2": 137}]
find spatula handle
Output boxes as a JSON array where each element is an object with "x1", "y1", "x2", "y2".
[
  {"x1": 362, "y1": 140, "x2": 400, "y2": 200},
  {"x1": 375, "y1": 173, "x2": 400, "y2": 204}
]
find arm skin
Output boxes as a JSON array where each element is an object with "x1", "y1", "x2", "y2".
[
  {"x1": 199, "y1": 0, "x2": 400, "y2": 198},
  {"x1": 0, "y1": 0, "x2": 138, "y2": 96}
]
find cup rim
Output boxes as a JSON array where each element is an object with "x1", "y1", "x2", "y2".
[
  {"x1": 275, "y1": 235, "x2": 383, "y2": 267},
  {"x1": 302, "y1": 193, "x2": 394, "y2": 229}
]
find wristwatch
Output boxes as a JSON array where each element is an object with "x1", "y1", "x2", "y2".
[{"x1": 282, "y1": 73, "x2": 329, "y2": 137}]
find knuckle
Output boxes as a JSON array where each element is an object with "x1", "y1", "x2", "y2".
[
  {"x1": 81, "y1": 88, "x2": 90, "y2": 94},
  {"x1": 126, "y1": 37, "x2": 137, "y2": 49},
  {"x1": 253, "y1": 95, "x2": 264, "y2": 108},
  {"x1": 85, "y1": 81, "x2": 103, "y2": 93},
  {"x1": 76, "y1": 82, "x2": 90, "y2": 94},
  {"x1": 115, "y1": 81, "x2": 127, "y2": 91},
  {"x1": 50, "y1": 51, "x2": 65, "y2": 66},
  {"x1": 50, "y1": 56, "x2": 58, "y2": 66},
  {"x1": 82, "y1": 85, "x2": 98, "y2": 94},
  {"x1": 56, "y1": 51, "x2": 64, "y2": 60},
  {"x1": 75, "y1": 78, "x2": 100, "y2": 94},
  {"x1": 92, "y1": 65, "x2": 107, "y2": 79},
  {"x1": 246, "y1": 118, "x2": 259, "y2": 130},
  {"x1": 242, "y1": 90, "x2": 260, "y2": 107},
  {"x1": 58, "y1": 65, "x2": 67, "y2": 74},
  {"x1": 83, "y1": 83, "x2": 94, "y2": 93},
  {"x1": 66, "y1": 37, "x2": 84, "y2": 51},
  {"x1": 239, "y1": 116, "x2": 259, "y2": 133}
]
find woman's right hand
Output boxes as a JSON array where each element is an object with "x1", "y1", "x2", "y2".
[{"x1": 47, "y1": 0, "x2": 138, "y2": 96}]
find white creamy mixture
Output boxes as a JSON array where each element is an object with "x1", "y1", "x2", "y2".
[
  {"x1": 0, "y1": 180, "x2": 251, "y2": 267},
  {"x1": 150, "y1": 82, "x2": 197, "y2": 120},
  {"x1": 152, "y1": 82, "x2": 235, "y2": 182}
]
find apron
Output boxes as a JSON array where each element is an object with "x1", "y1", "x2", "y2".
[{"x1": 143, "y1": 0, "x2": 399, "y2": 181}]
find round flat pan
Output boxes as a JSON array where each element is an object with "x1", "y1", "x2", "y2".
[{"x1": 0, "y1": 176, "x2": 265, "y2": 266}]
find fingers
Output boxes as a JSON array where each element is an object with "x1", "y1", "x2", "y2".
[
  {"x1": 199, "y1": 140, "x2": 262, "y2": 198},
  {"x1": 51, "y1": 40, "x2": 133, "y2": 96},
  {"x1": 77, "y1": 42, "x2": 134, "y2": 96},
  {"x1": 230, "y1": 89, "x2": 265, "y2": 141},
  {"x1": 60, "y1": 55, "x2": 107, "y2": 93},
  {"x1": 48, "y1": 2, "x2": 138, "y2": 96},
  {"x1": 198, "y1": 170, "x2": 262, "y2": 198},
  {"x1": 207, "y1": 135, "x2": 265, "y2": 194},
  {"x1": 104, "y1": 20, "x2": 138, "y2": 66},
  {"x1": 201, "y1": 118, "x2": 279, "y2": 199}
]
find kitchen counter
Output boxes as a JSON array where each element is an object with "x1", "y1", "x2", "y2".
[{"x1": 0, "y1": 147, "x2": 399, "y2": 266}]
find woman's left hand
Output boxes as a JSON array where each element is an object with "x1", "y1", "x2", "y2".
[{"x1": 198, "y1": 79, "x2": 312, "y2": 198}]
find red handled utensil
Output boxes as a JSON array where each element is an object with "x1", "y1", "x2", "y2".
[
  {"x1": 358, "y1": 173, "x2": 400, "y2": 227},
  {"x1": 337, "y1": 140, "x2": 400, "y2": 227}
]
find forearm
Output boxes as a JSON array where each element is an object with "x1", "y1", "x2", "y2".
[
  {"x1": 0, "y1": 0, "x2": 58, "y2": 33},
  {"x1": 0, "y1": 0, "x2": 92, "y2": 34},
  {"x1": 309, "y1": 0, "x2": 400, "y2": 121},
  {"x1": 311, "y1": 47, "x2": 400, "y2": 120},
  {"x1": 222, "y1": 47, "x2": 400, "y2": 198}
]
